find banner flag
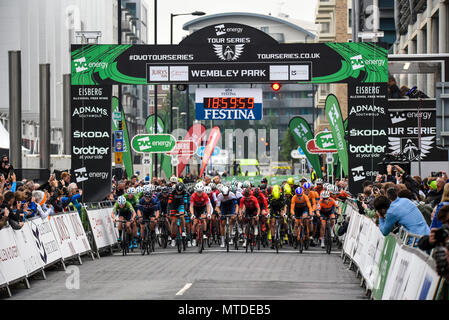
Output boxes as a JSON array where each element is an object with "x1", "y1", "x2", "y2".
[
  {"x1": 177, "y1": 123, "x2": 207, "y2": 176},
  {"x1": 145, "y1": 115, "x2": 171, "y2": 178},
  {"x1": 112, "y1": 96, "x2": 133, "y2": 179},
  {"x1": 288, "y1": 117, "x2": 322, "y2": 178},
  {"x1": 325, "y1": 94, "x2": 348, "y2": 176},
  {"x1": 200, "y1": 126, "x2": 221, "y2": 177}
]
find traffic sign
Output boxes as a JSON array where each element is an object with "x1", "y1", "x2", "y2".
[
  {"x1": 167, "y1": 140, "x2": 198, "y2": 156},
  {"x1": 196, "y1": 146, "x2": 221, "y2": 157},
  {"x1": 113, "y1": 112, "x2": 122, "y2": 121},
  {"x1": 297, "y1": 146, "x2": 305, "y2": 156},
  {"x1": 114, "y1": 130, "x2": 124, "y2": 152},
  {"x1": 131, "y1": 134, "x2": 176, "y2": 153},
  {"x1": 358, "y1": 31, "x2": 384, "y2": 39}
]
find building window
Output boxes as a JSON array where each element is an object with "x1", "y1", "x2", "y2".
[
  {"x1": 321, "y1": 22, "x2": 330, "y2": 33},
  {"x1": 348, "y1": 9, "x2": 352, "y2": 28}
]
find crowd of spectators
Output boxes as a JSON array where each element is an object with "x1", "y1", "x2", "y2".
[
  {"x1": 0, "y1": 155, "x2": 84, "y2": 231},
  {"x1": 354, "y1": 164, "x2": 449, "y2": 282}
]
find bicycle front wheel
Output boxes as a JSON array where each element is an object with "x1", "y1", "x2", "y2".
[{"x1": 326, "y1": 223, "x2": 332, "y2": 254}]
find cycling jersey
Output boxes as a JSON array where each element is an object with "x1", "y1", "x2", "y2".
[
  {"x1": 240, "y1": 196, "x2": 260, "y2": 215},
  {"x1": 255, "y1": 193, "x2": 268, "y2": 211},
  {"x1": 291, "y1": 194, "x2": 312, "y2": 217},
  {"x1": 190, "y1": 192, "x2": 210, "y2": 207},
  {"x1": 317, "y1": 198, "x2": 338, "y2": 216},
  {"x1": 314, "y1": 186, "x2": 324, "y2": 195},
  {"x1": 216, "y1": 192, "x2": 238, "y2": 216},
  {"x1": 113, "y1": 202, "x2": 135, "y2": 220},
  {"x1": 306, "y1": 190, "x2": 318, "y2": 211},
  {"x1": 137, "y1": 196, "x2": 160, "y2": 219},
  {"x1": 157, "y1": 194, "x2": 170, "y2": 214},
  {"x1": 268, "y1": 194, "x2": 286, "y2": 216},
  {"x1": 168, "y1": 191, "x2": 188, "y2": 214},
  {"x1": 338, "y1": 190, "x2": 350, "y2": 201},
  {"x1": 124, "y1": 193, "x2": 138, "y2": 209}
]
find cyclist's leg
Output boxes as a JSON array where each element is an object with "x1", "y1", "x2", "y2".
[
  {"x1": 270, "y1": 215, "x2": 276, "y2": 240},
  {"x1": 201, "y1": 213, "x2": 207, "y2": 232},
  {"x1": 170, "y1": 212, "x2": 178, "y2": 238},
  {"x1": 319, "y1": 213, "x2": 326, "y2": 240},
  {"x1": 150, "y1": 216, "x2": 156, "y2": 231},
  {"x1": 301, "y1": 210, "x2": 310, "y2": 238}
]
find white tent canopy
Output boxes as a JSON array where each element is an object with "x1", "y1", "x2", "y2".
[{"x1": 0, "y1": 120, "x2": 30, "y2": 152}]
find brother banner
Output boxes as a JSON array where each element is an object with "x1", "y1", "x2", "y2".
[
  {"x1": 71, "y1": 85, "x2": 112, "y2": 202},
  {"x1": 347, "y1": 83, "x2": 389, "y2": 193}
]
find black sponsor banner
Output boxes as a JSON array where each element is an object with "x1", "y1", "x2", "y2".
[
  {"x1": 347, "y1": 83, "x2": 389, "y2": 193},
  {"x1": 387, "y1": 99, "x2": 447, "y2": 162},
  {"x1": 71, "y1": 85, "x2": 112, "y2": 203}
]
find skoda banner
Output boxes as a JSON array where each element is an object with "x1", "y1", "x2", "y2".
[
  {"x1": 325, "y1": 94, "x2": 348, "y2": 176},
  {"x1": 288, "y1": 116, "x2": 322, "y2": 178},
  {"x1": 71, "y1": 85, "x2": 112, "y2": 202}
]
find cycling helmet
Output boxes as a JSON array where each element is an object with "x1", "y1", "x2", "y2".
[
  {"x1": 267, "y1": 185, "x2": 273, "y2": 195},
  {"x1": 295, "y1": 187, "x2": 303, "y2": 196},
  {"x1": 323, "y1": 183, "x2": 329, "y2": 190},
  {"x1": 175, "y1": 183, "x2": 185, "y2": 193},
  {"x1": 243, "y1": 180, "x2": 251, "y2": 188},
  {"x1": 117, "y1": 196, "x2": 126, "y2": 206},
  {"x1": 244, "y1": 188, "x2": 251, "y2": 198},
  {"x1": 178, "y1": 178, "x2": 183, "y2": 183},
  {"x1": 283, "y1": 184, "x2": 292, "y2": 195},
  {"x1": 162, "y1": 187, "x2": 170, "y2": 194},
  {"x1": 135, "y1": 186, "x2": 143, "y2": 194},
  {"x1": 237, "y1": 182, "x2": 243, "y2": 189},
  {"x1": 204, "y1": 186, "x2": 212, "y2": 194},
  {"x1": 187, "y1": 186, "x2": 195, "y2": 194},
  {"x1": 316, "y1": 179, "x2": 323, "y2": 185},
  {"x1": 216, "y1": 184, "x2": 224, "y2": 192},
  {"x1": 300, "y1": 177, "x2": 308, "y2": 183},
  {"x1": 321, "y1": 190, "x2": 330, "y2": 199},
  {"x1": 127, "y1": 187, "x2": 136, "y2": 195},
  {"x1": 272, "y1": 185, "x2": 281, "y2": 200},
  {"x1": 326, "y1": 184, "x2": 333, "y2": 191},
  {"x1": 260, "y1": 183, "x2": 267, "y2": 191},
  {"x1": 303, "y1": 182, "x2": 312, "y2": 190},
  {"x1": 209, "y1": 182, "x2": 216, "y2": 190},
  {"x1": 253, "y1": 188, "x2": 260, "y2": 198},
  {"x1": 287, "y1": 177, "x2": 295, "y2": 185},
  {"x1": 222, "y1": 186, "x2": 230, "y2": 196},
  {"x1": 194, "y1": 183, "x2": 204, "y2": 193},
  {"x1": 332, "y1": 186, "x2": 339, "y2": 194},
  {"x1": 143, "y1": 185, "x2": 151, "y2": 193},
  {"x1": 156, "y1": 186, "x2": 162, "y2": 192},
  {"x1": 170, "y1": 176, "x2": 178, "y2": 183},
  {"x1": 261, "y1": 177, "x2": 268, "y2": 184},
  {"x1": 143, "y1": 190, "x2": 152, "y2": 198}
]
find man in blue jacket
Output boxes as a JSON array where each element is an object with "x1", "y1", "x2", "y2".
[{"x1": 374, "y1": 189, "x2": 430, "y2": 237}]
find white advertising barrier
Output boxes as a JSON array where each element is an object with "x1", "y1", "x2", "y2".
[
  {"x1": 87, "y1": 208, "x2": 118, "y2": 249},
  {"x1": 381, "y1": 243, "x2": 412, "y2": 300},
  {"x1": 352, "y1": 215, "x2": 370, "y2": 271},
  {"x1": 363, "y1": 225, "x2": 384, "y2": 290},
  {"x1": 343, "y1": 211, "x2": 361, "y2": 260},
  {"x1": 0, "y1": 262, "x2": 6, "y2": 287},
  {"x1": 11, "y1": 222, "x2": 44, "y2": 276},
  {"x1": 0, "y1": 227, "x2": 27, "y2": 284},
  {"x1": 416, "y1": 260, "x2": 440, "y2": 300},
  {"x1": 401, "y1": 251, "x2": 428, "y2": 300},
  {"x1": 49, "y1": 213, "x2": 91, "y2": 260},
  {"x1": 27, "y1": 217, "x2": 62, "y2": 267}
]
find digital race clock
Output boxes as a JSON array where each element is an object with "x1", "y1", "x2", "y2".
[{"x1": 195, "y1": 88, "x2": 262, "y2": 120}]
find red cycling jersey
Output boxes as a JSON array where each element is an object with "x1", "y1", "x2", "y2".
[
  {"x1": 190, "y1": 192, "x2": 210, "y2": 207},
  {"x1": 240, "y1": 196, "x2": 260, "y2": 211},
  {"x1": 255, "y1": 193, "x2": 268, "y2": 210}
]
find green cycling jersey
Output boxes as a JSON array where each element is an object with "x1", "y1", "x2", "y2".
[{"x1": 113, "y1": 201, "x2": 135, "y2": 216}]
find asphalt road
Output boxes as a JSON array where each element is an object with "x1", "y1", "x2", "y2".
[{"x1": 5, "y1": 242, "x2": 367, "y2": 300}]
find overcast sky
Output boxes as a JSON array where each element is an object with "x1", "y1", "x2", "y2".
[{"x1": 150, "y1": 0, "x2": 318, "y2": 44}]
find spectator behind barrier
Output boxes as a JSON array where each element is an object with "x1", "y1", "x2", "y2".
[
  {"x1": 398, "y1": 189, "x2": 433, "y2": 226},
  {"x1": 373, "y1": 192, "x2": 430, "y2": 237},
  {"x1": 429, "y1": 183, "x2": 449, "y2": 230}
]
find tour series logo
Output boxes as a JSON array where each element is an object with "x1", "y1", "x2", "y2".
[{"x1": 210, "y1": 24, "x2": 247, "y2": 61}]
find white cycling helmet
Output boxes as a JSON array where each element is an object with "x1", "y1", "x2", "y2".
[
  {"x1": 243, "y1": 180, "x2": 251, "y2": 188},
  {"x1": 194, "y1": 183, "x2": 204, "y2": 193},
  {"x1": 315, "y1": 179, "x2": 323, "y2": 184},
  {"x1": 216, "y1": 183, "x2": 224, "y2": 192},
  {"x1": 204, "y1": 186, "x2": 212, "y2": 194},
  {"x1": 323, "y1": 183, "x2": 329, "y2": 190},
  {"x1": 221, "y1": 186, "x2": 230, "y2": 196},
  {"x1": 326, "y1": 184, "x2": 333, "y2": 191},
  {"x1": 209, "y1": 182, "x2": 216, "y2": 190},
  {"x1": 332, "y1": 186, "x2": 339, "y2": 194},
  {"x1": 117, "y1": 196, "x2": 126, "y2": 206},
  {"x1": 143, "y1": 185, "x2": 151, "y2": 193},
  {"x1": 135, "y1": 186, "x2": 143, "y2": 194},
  {"x1": 237, "y1": 182, "x2": 243, "y2": 189},
  {"x1": 127, "y1": 187, "x2": 136, "y2": 195},
  {"x1": 170, "y1": 176, "x2": 178, "y2": 183},
  {"x1": 321, "y1": 191, "x2": 330, "y2": 199}
]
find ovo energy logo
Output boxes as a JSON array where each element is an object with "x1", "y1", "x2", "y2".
[
  {"x1": 350, "y1": 55, "x2": 364, "y2": 70},
  {"x1": 73, "y1": 57, "x2": 108, "y2": 73}
]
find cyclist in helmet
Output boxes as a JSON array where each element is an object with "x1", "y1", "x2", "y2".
[
  {"x1": 267, "y1": 185, "x2": 287, "y2": 247},
  {"x1": 216, "y1": 185, "x2": 238, "y2": 247},
  {"x1": 291, "y1": 186, "x2": 313, "y2": 245},
  {"x1": 135, "y1": 186, "x2": 144, "y2": 200},
  {"x1": 303, "y1": 182, "x2": 319, "y2": 245},
  {"x1": 239, "y1": 188, "x2": 260, "y2": 248},
  {"x1": 314, "y1": 179, "x2": 324, "y2": 194},
  {"x1": 299, "y1": 177, "x2": 308, "y2": 187},
  {"x1": 137, "y1": 190, "x2": 160, "y2": 244},
  {"x1": 169, "y1": 176, "x2": 178, "y2": 186},
  {"x1": 283, "y1": 184, "x2": 293, "y2": 218},
  {"x1": 124, "y1": 187, "x2": 139, "y2": 211},
  {"x1": 157, "y1": 186, "x2": 171, "y2": 236},
  {"x1": 190, "y1": 183, "x2": 211, "y2": 247},
  {"x1": 287, "y1": 177, "x2": 296, "y2": 190},
  {"x1": 168, "y1": 182, "x2": 188, "y2": 247},
  {"x1": 112, "y1": 196, "x2": 137, "y2": 247},
  {"x1": 316, "y1": 190, "x2": 338, "y2": 248},
  {"x1": 253, "y1": 187, "x2": 268, "y2": 239}
]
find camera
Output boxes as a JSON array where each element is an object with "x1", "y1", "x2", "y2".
[
  {"x1": 434, "y1": 225, "x2": 449, "y2": 245},
  {"x1": 431, "y1": 171, "x2": 443, "y2": 178}
]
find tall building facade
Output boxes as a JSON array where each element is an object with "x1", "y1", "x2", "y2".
[{"x1": 314, "y1": 0, "x2": 352, "y2": 132}]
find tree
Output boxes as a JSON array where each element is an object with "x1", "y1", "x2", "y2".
[{"x1": 280, "y1": 129, "x2": 297, "y2": 161}]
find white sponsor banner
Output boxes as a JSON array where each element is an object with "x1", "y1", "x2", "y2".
[
  {"x1": 170, "y1": 66, "x2": 189, "y2": 81},
  {"x1": 87, "y1": 208, "x2": 117, "y2": 249},
  {"x1": 269, "y1": 65, "x2": 289, "y2": 80},
  {"x1": 149, "y1": 66, "x2": 169, "y2": 81},
  {"x1": 382, "y1": 244, "x2": 411, "y2": 300},
  {"x1": 364, "y1": 225, "x2": 384, "y2": 290},
  {"x1": 416, "y1": 262, "x2": 440, "y2": 300},
  {"x1": 401, "y1": 253, "x2": 427, "y2": 300},
  {"x1": 12, "y1": 223, "x2": 44, "y2": 275},
  {"x1": 27, "y1": 217, "x2": 62, "y2": 266},
  {"x1": 66, "y1": 212, "x2": 91, "y2": 255},
  {"x1": 50, "y1": 213, "x2": 78, "y2": 259},
  {"x1": 0, "y1": 227, "x2": 27, "y2": 283}
]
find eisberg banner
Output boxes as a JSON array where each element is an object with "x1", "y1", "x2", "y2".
[{"x1": 71, "y1": 85, "x2": 112, "y2": 202}]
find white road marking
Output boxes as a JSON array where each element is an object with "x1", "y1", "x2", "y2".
[{"x1": 176, "y1": 282, "x2": 192, "y2": 295}]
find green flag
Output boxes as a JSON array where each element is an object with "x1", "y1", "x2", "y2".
[
  {"x1": 112, "y1": 97, "x2": 133, "y2": 179},
  {"x1": 288, "y1": 117, "x2": 322, "y2": 178},
  {"x1": 325, "y1": 94, "x2": 348, "y2": 176},
  {"x1": 145, "y1": 115, "x2": 172, "y2": 179}
]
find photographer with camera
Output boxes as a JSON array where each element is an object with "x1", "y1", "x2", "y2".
[
  {"x1": 0, "y1": 155, "x2": 14, "y2": 179},
  {"x1": 1, "y1": 190, "x2": 24, "y2": 230}
]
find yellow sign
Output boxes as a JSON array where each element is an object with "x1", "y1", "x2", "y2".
[{"x1": 115, "y1": 152, "x2": 123, "y2": 164}]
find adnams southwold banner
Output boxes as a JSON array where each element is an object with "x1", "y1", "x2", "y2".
[{"x1": 71, "y1": 85, "x2": 112, "y2": 202}]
